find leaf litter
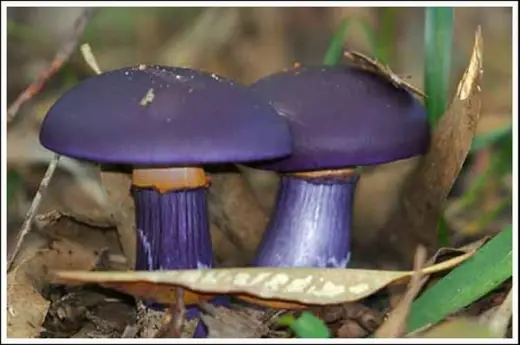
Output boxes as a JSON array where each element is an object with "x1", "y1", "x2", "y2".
[{"x1": 7, "y1": 24, "x2": 511, "y2": 339}]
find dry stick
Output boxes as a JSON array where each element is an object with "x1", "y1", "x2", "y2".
[
  {"x1": 7, "y1": 154, "x2": 60, "y2": 270},
  {"x1": 173, "y1": 287, "x2": 186, "y2": 336},
  {"x1": 6, "y1": 8, "x2": 95, "y2": 125},
  {"x1": 375, "y1": 246, "x2": 429, "y2": 338},
  {"x1": 154, "y1": 289, "x2": 186, "y2": 338}
]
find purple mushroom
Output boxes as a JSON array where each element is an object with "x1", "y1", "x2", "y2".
[
  {"x1": 248, "y1": 65, "x2": 430, "y2": 270},
  {"x1": 39, "y1": 65, "x2": 292, "y2": 336}
]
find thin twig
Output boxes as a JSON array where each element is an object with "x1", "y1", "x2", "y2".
[
  {"x1": 174, "y1": 288, "x2": 186, "y2": 336},
  {"x1": 6, "y1": 8, "x2": 95, "y2": 125},
  {"x1": 7, "y1": 154, "x2": 61, "y2": 271},
  {"x1": 154, "y1": 289, "x2": 185, "y2": 338},
  {"x1": 375, "y1": 246, "x2": 429, "y2": 338}
]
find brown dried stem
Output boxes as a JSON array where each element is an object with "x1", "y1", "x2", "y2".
[
  {"x1": 154, "y1": 289, "x2": 186, "y2": 338},
  {"x1": 7, "y1": 154, "x2": 60, "y2": 270},
  {"x1": 375, "y1": 246, "x2": 429, "y2": 338}
]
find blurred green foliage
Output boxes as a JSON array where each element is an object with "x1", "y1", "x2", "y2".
[
  {"x1": 7, "y1": 170, "x2": 23, "y2": 212},
  {"x1": 322, "y1": 19, "x2": 349, "y2": 66},
  {"x1": 277, "y1": 312, "x2": 331, "y2": 338}
]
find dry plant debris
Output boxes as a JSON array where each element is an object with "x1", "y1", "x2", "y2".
[{"x1": 375, "y1": 25, "x2": 484, "y2": 267}]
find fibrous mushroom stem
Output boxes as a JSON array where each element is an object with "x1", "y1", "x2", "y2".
[
  {"x1": 252, "y1": 170, "x2": 359, "y2": 268},
  {"x1": 131, "y1": 166, "x2": 215, "y2": 337},
  {"x1": 131, "y1": 166, "x2": 214, "y2": 303},
  {"x1": 132, "y1": 186, "x2": 213, "y2": 272}
]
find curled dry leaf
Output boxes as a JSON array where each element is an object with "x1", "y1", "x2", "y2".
[
  {"x1": 376, "y1": 26, "x2": 484, "y2": 267},
  {"x1": 7, "y1": 238, "x2": 100, "y2": 338},
  {"x1": 343, "y1": 50, "x2": 426, "y2": 99},
  {"x1": 52, "y1": 239, "x2": 485, "y2": 309}
]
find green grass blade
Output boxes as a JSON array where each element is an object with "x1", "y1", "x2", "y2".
[
  {"x1": 406, "y1": 225, "x2": 513, "y2": 333},
  {"x1": 357, "y1": 19, "x2": 379, "y2": 58},
  {"x1": 323, "y1": 19, "x2": 350, "y2": 65},
  {"x1": 424, "y1": 7, "x2": 454, "y2": 127}
]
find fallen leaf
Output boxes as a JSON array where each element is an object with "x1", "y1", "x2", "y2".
[
  {"x1": 98, "y1": 168, "x2": 136, "y2": 269},
  {"x1": 376, "y1": 26, "x2": 484, "y2": 267},
  {"x1": 40, "y1": 212, "x2": 124, "y2": 265},
  {"x1": 343, "y1": 50, "x2": 426, "y2": 98},
  {"x1": 277, "y1": 312, "x2": 330, "y2": 338},
  {"x1": 198, "y1": 302, "x2": 270, "y2": 338},
  {"x1": 7, "y1": 238, "x2": 100, "y2": 338},
  {"x1": 207, "y1": 170, "x2": 269, "y2": 263},
  {"x1": 52, "y1": 239, "x2": 484, "y2": 309}
]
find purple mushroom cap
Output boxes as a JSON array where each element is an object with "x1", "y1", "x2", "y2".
[
  {"x1": 39, "y1": 65, "x2": 292, "y2": 165},
  {"x1": 249, "y1": 65, "x2": 430, "y2": 172}
]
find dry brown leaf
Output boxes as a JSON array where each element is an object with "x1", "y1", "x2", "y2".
[
  {"x1": 40, "y1": 212, "x2": 126, "y2": 267},
  {"x1": 7, "y1": 238, "x2": 100, "y2": 338},
  {"x1": 343, "y1": 50, "x2": 426, "y2": 98},
  {"x1": 98, "y1": 169, "x2": 136, "y2": 269},
  {"x1": 207, "y1": 171, "x2": 269, "y2": 263},
  {"x1": 376, "y1": 26, "x2": 484, "y2": 267},
  {"x1": 52, "y1": 239, "x2": 484, "y2": 309},
  {"x1": 198, "y1": 303, "x2": 269, "y2": 338}
]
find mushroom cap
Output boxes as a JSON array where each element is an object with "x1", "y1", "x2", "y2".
[
  {"x1": 249, "y1": 65, "x2": 430, "y2": 173},
  {"x1": 39, "y1": 65, "x2": 292, "y2": 166}
]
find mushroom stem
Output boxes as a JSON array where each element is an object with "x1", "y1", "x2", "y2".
[
  {"x1": 252, "y1": 170, "x2": 359, "y2": 268},
  {"x1": 131, "y1": 166, "x2": 212, "y2": 273},
  {"x1": 132, "y1": 186, "x2": 213, "y2": 271},
  {"x1": 131, "y1": 166, "x2": 215, "y2": 337}
]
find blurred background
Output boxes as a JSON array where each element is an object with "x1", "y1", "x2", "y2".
[{"x1": 6, "y1": 7, "x2": 513, "y2": 267}]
